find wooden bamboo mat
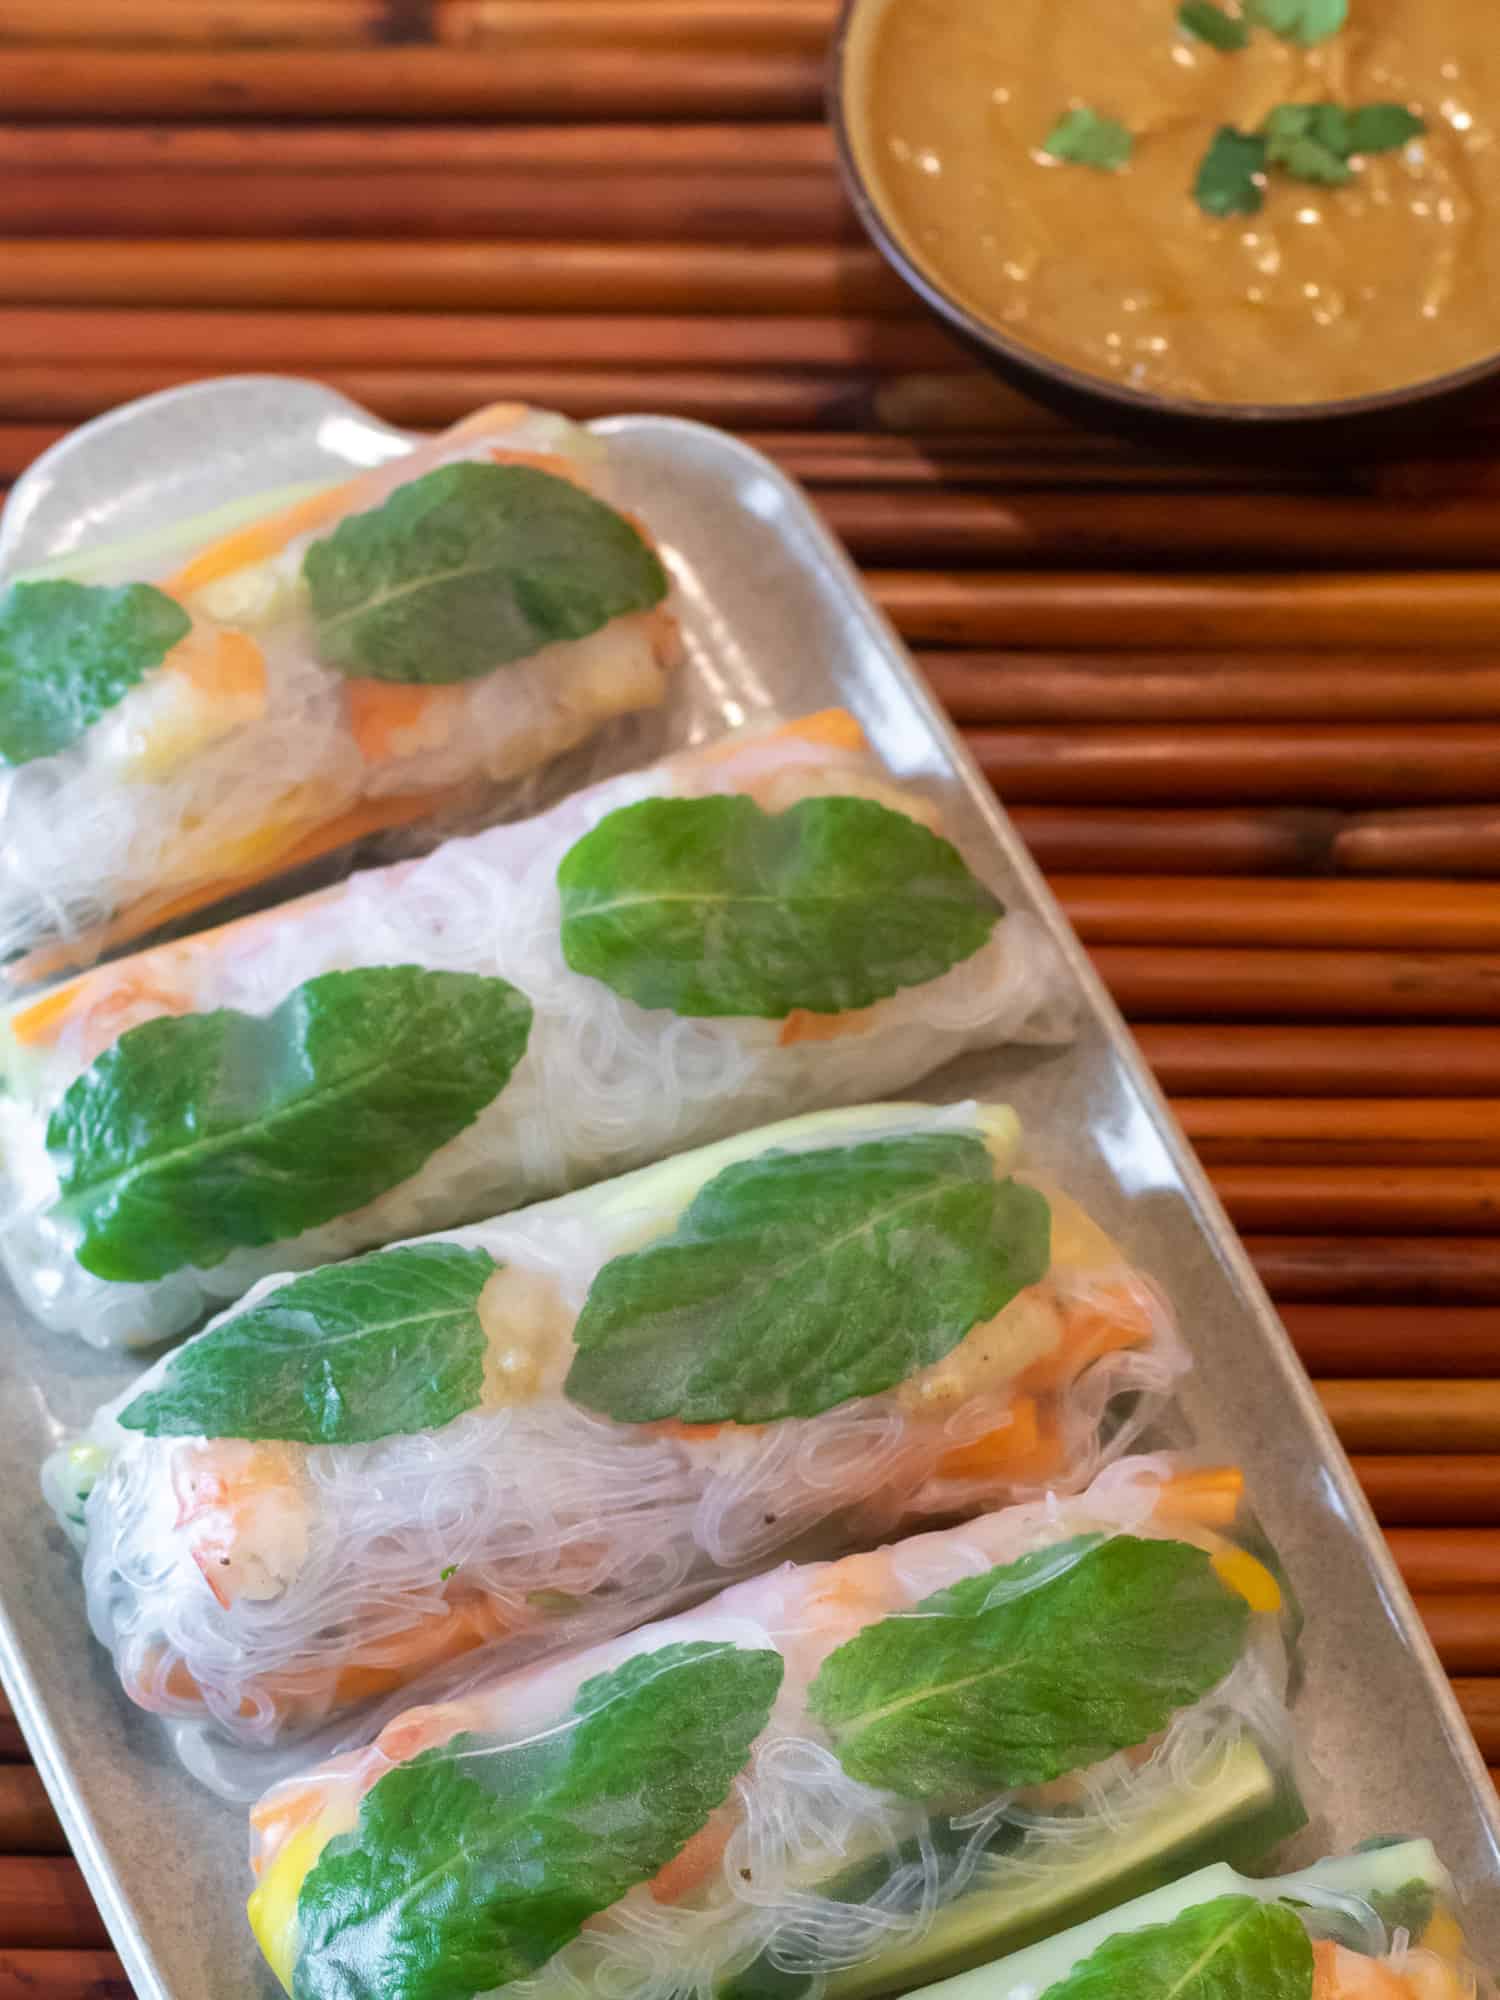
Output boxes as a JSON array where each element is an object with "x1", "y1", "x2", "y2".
[{"x1": 1, "y1": 5, "x2": 1499, "y2": 1994}]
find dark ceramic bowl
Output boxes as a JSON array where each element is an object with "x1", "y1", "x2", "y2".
[{"x1": 829, "y1": 0, "x2": 1500, "y2": 451}]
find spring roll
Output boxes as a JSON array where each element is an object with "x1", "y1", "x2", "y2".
[
  {"x1": 44, "y1": 1100, "x2": 1182, "y2": 1776},
  {"x1": 2, "y1": 709, "x2": 1073, "y2": 1348},
  {"x1": 922, "y1": 1839, "x2": 1489, "y2": 2000},
  {"x1": 0, "y1": 403, "x2": 678, "y2": 975},
  {"x1": 245, "y1": 1455, "x2": 1299, "y2": 2000}
]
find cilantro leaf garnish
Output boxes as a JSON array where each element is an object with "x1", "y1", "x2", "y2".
[
  {"x1": 1194, "y1": 127, "x2": 1267, "y2": 215},
  {"x1": 1178, "y1": 3, "x2": 1250, "y2": 51},
  {"x1": 1245, "y1": 0, "x2": 1347, "y2": 45},
  {"x1": 1042, "y1": 109, "x2": 1134, "y2": 171}
]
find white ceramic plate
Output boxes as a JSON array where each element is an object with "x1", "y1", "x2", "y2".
[{"x1": 1, "y1": 379, "x2": 1496, "y2": 2000}]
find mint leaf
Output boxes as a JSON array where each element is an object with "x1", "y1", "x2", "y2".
[
  {"x1": 1276, "y1": 137, "x2": 1353, "y2": 184},
  {"x1": 1194, "y1": 127, "x2": 1267, "y2": 215},
  {"x1": 1039, "y1": 1894, "x2": 1314, "y2": 2000},
  {"x1": 117, "y1": 1243, "x2": 497, "y2": 1443},
  {"x1": 302, "y1": 462, "x2": 667, "y2": 684},
  {"x1": 294, "y1": 1641, "x2": 782, "y2": 2000},
  {"x1": 1345, "y1": 104, "x2": 1425, "y2": 154},
  {"x1": 566, "y1": 1132, "x2": 1049, "y2": 1425},
  {"x1": 1178, "y1": 3, "x2": 1250, "y2": 51},
  {"x1": 1368, "y1": 1879, "x2": 1436, "y2": 1940},
  {"x1": 558, "y1": 795, "x2": 1001, "y2": 1019},
  {"x1": 48, "y1": 967, "x2": 532, "y2": 1282},
  {"x1": 1245, "y1": 0, "x2": 1346, "y2": 43},
  {"x1": 1042, "y1": 109, "x2": 1133, "y2": 170},
  {"x1": 0, "y1": 580, "x2": 190, "y2": 766},
  {"x1": 807, "y1": 1534, "x2": 1249, "y2": 1799}
]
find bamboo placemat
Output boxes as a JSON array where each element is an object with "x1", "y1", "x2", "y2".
[{"x1": 1, "y1": 5, "x2": 1498, "y2": 1993}]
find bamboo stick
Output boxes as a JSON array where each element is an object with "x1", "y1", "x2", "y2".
[
  {"x1": 0, "y1": 168, "x2": 857, "y2": 242},
  {"x1": 1010, "y1": 806, "x2": 1342, "y2": 876},
  {"x1": 1180, "y1": 1101, "x2": 1500, "y2": 1168},
  {"x1": 1094, "y1": 947, "x2": 1500, "y2": 1022},
  {"x1": 0, "y1": 1771, "x2": 63, "y2": 1857},
  {"x1": 1320, "y1": 1381, "x2": 1500, "y2": 1452},
  {"x1": 1057, "y1": 877, "x2": 1500, "y2": 951},
  {"x1": 923, "y1": 652, "x2": 1500, "y2": 723},
  {"x1": 1136, "y1": 1025, "x2": 1500, "y2": 1098},
  {"x1": 824, "y1": 491, "x2": 1500, "y2": 566},
  {"x1": 0, "y1": 1953, "x2": 130, "y2": 2000},
  {"x1": 1284, "y1": 1305, "x2": 1500, "y2": 1376},
  {"x1": 1336, "y1": 806, "x2": 1500, "y2": 879},
  {"x1": 0, "y1": 242, "x2": 903, "y2": 314},
  {"x1": 1251, "y1": 1238, "x2": 1500, "y2": 1302},
  {"x1": 0, "y1": 0, "x2": 390, "y2": 44},
  {"x1": 1010, "y1": 805, "x2": 1342, "y2": 876},
  {"x1": 1011, "y1": 803, "x2": 1500, "y2": 878},
  {"x1": 0, "y1": 0, "x2": 839, "y2": 50},
  {"x1": 1388, "y1": 1531, "x2": 1500, "y2": 1596},
  {"x1": 970, "y1": 724, "x2": 1500, "y2": 806},
  {"x1": 0, "y1": 362, "x2": 880, "y2": 430},
  {"x1": 0, "y1": 1861, "x2": 109, "y2": 1950},
  {"x1": 758, "y1": 434, "x2": 1319, "y2": 491},
  {"x1": 0, "y1": 307, "x2": 948, "y2": 371},
  {"x1": 0, "y1": 47, "x2": 826, "y2": 121},
  {"x1": 875, "y1": 571, "x2": 1500, "y2": 651},
  {"x1": 1216, "y1": 1167, "x2": 1500, "y2": 1235},
  {"x1": 1355, "y1": 1457, "x2": 1500, "y2": 1525},
  {"x1": 1453, "y1": 1678, "x2": 1500, "y2": 1759},
  {"x1": 1413, "y1": 1596, "x2": 1500, "y2": 1674},
  {"x1": 0, "y1": 122, "x2": 838, "y2": 174}
]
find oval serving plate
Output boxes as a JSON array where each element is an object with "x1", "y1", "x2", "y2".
[{"x1": 0, "y1": 378, "x2": 1495, "y2": 2000}]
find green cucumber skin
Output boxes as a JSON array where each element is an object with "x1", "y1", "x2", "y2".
[{"x1": 916, "y1": 1839, "x2": 1452, "y2": 2000}]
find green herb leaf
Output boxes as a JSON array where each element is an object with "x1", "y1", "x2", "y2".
[
  {"x1": 1245, "y1": 0, "x2": 1346, "y2": 45},
  {"x1": 558, "y1": 794, "x2": 1001, "y2": 1019},
  {"x1": 566, "y1": 1132, "x2": 1050, "y2": 1425},
  {"x1": 1178, "y1": 3, "x2": 1250, "y2": 51},
  {"x1": 807, "y1": 1534, "x2": 1250, "y2": 1799},
  {"x1": 1042, "y1": 109, "x2": 1134, "y2": 171},
  {"x1": 302, "y1": 462, "x2": 667, "y2": 685},
  {"x1": 1038, "y1": 1894, "x2": 1314, "y2": 2000},
  {"x1": 48, "y1": 966, "x2": 533, "y2": 1282},
  {"x1": 294, "y1": 1641, "x2": 783, "y2": 2000},
  {"x1": 1368, "y1": 1879, "x2": 1437, "y2": 1941},
  {"x1": 1345, "y1": 104, "x2": 1425, "y2": 154},
  {"x1": 440, "y1": 1563, "x2": 459, "y2": 1582},
  {"x1": 117, "y1": 1243, "x2": 498, "y2": 1443},
  {"x1": 1194, "y1": 127, "x2": 1267, "y2": 215},
  {"x1": 0, "y1": 580, "x2": 190, "y2": 766}
]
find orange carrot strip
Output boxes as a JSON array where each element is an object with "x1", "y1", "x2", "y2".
[
  {"x1": 1152, "y1": 1466, "x2": 1246, "y2": 1530},
  {"x1": 648, "y1": 1810, "x2": 735, "y2": 1906},
  {"x1": 344, "y1": 679, "x2": 453, "y2": 762},
  {"x1": 164, "y1": 477, "x2": 364, "y2": 597},
  {"x1": 778, "y1": 1002, "x2": 874, "y2": 1047},
  {"x1": 5, "y1": 782, "x2": 467, "y2": 993},
  {"x1": 1017, "y1": 1286, "x2": 1157, "y2": 1395},
  {"x1": 936, "y1": 1397, "x2": 1061, "y2": 1482},
  {"x1": 697, "y1": 706, "x2": 867, "y2": 767}
]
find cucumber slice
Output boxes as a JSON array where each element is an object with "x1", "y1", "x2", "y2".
[
  {"x1": 724, "y1": 1735, "x2": 1300, "y2": 2000},
  {"x1": 916, "y1": 1837, "x2": 1453, "y2": 2000}
]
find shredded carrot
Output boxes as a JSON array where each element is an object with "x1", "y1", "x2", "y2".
[
  {"x1": 1017, "y1": 1286, "x2": 1156, "y2": 1395},
  {"x1": 648, "y1": 1810, "x2": 735, "y2": 1906},
  {"x1": 935, "y1": 1397, "x2": 1068, "y2": 1483},
  {"x1": 778, "y1": 1004, "x2": 874, "y2": 1047},
  {"x1": 1152, "y1": 1466, "x2": 1245, "y2": 1530},
  {"x1": 173, "y1": 625, "x2": 268, "y2": 703},
  {"x1": 344, "y1": 679, "x2": 454, "y2": 763},
  {"x1": 698, "y1": 707, "x2": 867, "y2": 767},
  {"x1": 489, "y1": 446, "x2": 588, "y2": 488},
  {"x1": 5, "y1": 783, "x2": 465, "y2": 993},
  {"x1": 164, "y1": 478, "x2": 364, "y2": 598},
  {"x1": 651, "y1": 1419, "x2": 730, "y2": 1443},
  {"x1": 246, "y1": 1782, "x2": 329, "y2": 1856}
]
